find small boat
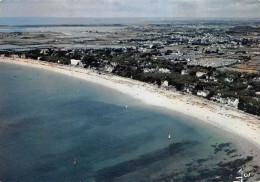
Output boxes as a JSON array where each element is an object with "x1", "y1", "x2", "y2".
[
  {"x1": 74, "y1": 158, "x2": 77, "y2": 165},
  {"x1": 126, "y1": 105, "x2": 128, "y2": 109},
  {"x1": 168, "y1": 134, "x2": 171, "y2": 139}
]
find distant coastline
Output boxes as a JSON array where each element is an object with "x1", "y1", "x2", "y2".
[
  {"x1": 1, "y1": 57, "x2": 260, "y2": 153},
  {"x1": 1, "y1": 17, "x2": 260, "y2": 26}
]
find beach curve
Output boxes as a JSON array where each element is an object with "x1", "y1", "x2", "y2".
[{"x1": 1, "y1": 57, "x2": 260, "y2": 154}]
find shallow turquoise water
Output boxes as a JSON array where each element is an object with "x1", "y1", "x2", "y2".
[{"x1": 0, "y1": 63, "x2": 250, "y2": 181}]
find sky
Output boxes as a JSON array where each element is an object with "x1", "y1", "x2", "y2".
[{"x1": 0, "y1": 0, "x2": 259, "y2": 18}]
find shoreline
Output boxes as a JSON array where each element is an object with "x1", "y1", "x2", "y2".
[{"x1": 1, "y1": 58, "x2": 260, "y2": 151}]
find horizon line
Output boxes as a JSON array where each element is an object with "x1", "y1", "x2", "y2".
[{"x1": 1, "y1": 16, "x2": 260, "y2": 19}]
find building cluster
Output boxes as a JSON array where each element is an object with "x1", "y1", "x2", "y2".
[
  {"x1": 121, "y1": 23, "x2": 259, "y2": 69},
  {"x1": 188, "y1": 58, "x2": 237, "y2": 68}
]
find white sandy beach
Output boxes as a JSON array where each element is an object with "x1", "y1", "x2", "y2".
[{"x1": 1, "y1": 58, "x2": 260, "y2": 154}]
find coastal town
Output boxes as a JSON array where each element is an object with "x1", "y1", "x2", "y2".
[{"x1": 1, "y1": 21, "x2": 260, "y2": 117}]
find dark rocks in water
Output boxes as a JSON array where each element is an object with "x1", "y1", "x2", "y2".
[
  {"x1": 155, "y1": 166, "x2": 235, "y2": 182},
  {"x1": 253, "y1": 165, "x2": 259, "y2": 170},
  {"x1": 218, "y1": 143, "x2": 232, "y2": 148},
  {"x1": 94, "y1": 141, "x2": 199, "y2": 182},
  {"x1": 197, "y1": 157, "x2": 210, "y2": 164},
  {"x1": 153, "y1": 155, "x2": 256, "y2": 181},
  {"x1": 185, "y1": 162, "x2": 193, "y2": 167},
  {"x1": 226, "y1": 149, "x2": 237, "y2": 155},
  {"x1": 95, "y1": 149, "x2": 168, "y2": 181},
  {"x1": 156, "y1": 158, "x2": 255, "y2": 182},
  {"x1": 217, "y1": 156, "x2": 254, "y2": 168},
  {"x1": 212, "y1": 142, "x2": 232, "y2": 154},
  {"x1": 230, "y1": 154, "x2": 239, "y2": 158},
  {"x1": 211, "y1": 144, "x2": 217, "y2": 148},
  {"x1": 94, "y1": 141, "x2": 257, "y2": 182},
  {"x1": 168, "y1": 141, "x2": 199, "y2": 156}
]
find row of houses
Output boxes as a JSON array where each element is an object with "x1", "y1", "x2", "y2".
[
  {"x1": 212, "y1": 94, "x2": 239, "y2": 108},
  {"x1": 183, "y1": 85, "x2": 239, "y2": 108},
  {"x1": 70, "y1": 59, "x2": 120, "y2": 74},
  {"x1": 0, "y1": 54, "x2": 26, "y2": 59},
  {"x1": 143, "y1": 67, "x2": 171, "y2": 74},
  {"x1": 197, "y1": 90, "x2": 210, "y2": 97},
  {"x1": 196, "y1": 89, "x2": 239, "y2": 108}
]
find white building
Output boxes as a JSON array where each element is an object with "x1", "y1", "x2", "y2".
[
  {"x1": 40, "y1": 49, "x2": 48, "y2": 55},
  {"x1": 149, "y1": 44, "x2": 155, "y2": 49},
  {"x1": 71, "y1": 59, "x2": 84, "y2": 67},
  {"x1": 220, "y1": 98, "x2": 228, "y2": 104},
  {"x1": 197, "y1": 90, "x2": 210, "y2": 97},
  {"x1": 110, "y1": 62, "x2": 118, "y2": 67},
  {"x1": 246, "y1": 85, "x2": 253, "y2": 90},
  {"x1": 213, "y1": 93, "x2": 223, "y2": 102},
  {"x1": 213, "y1": 93, "x2": 238, "y2": 107},
  {"x1": 71, "y1": 59, "x2": 80, "y2": 65},
  {"x1": 225, "y1": 78, "x2": 233, "y2": 84},
  {"x1": 209, "y1": 76, "x2": 218, "y2": 82},
  {"x1": 227, "y1": 97, "x2": 239, "y2": 108},
  {"x1": 181, "y1": 69, "x2": 188, "y2": 75},
  {"x1": 196, "y1": 72, "x2": 207, "y2": 78},
  {"x1": 162, "y1": 80, "x2": 169, "y2": 87},
  {"x1": 104, "y1": 64, "x2": 114, "y2": 73},
  {"x1": 11, "y1": 54, "x2": 19, "y2": 59},
  {"x1": 184, "y1": 85, "x2": 194, "y2": 94},
  {"x1": 158, "y1": 68, "x2": 171, "y2": 74},
  {"x1": 144, "y1": 68, "x2": 156, "y2": 73}
]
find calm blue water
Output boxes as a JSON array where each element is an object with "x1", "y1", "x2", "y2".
[
  {"x1": 0, "y1": 17, "x2": 164, "y2": 26},
  {"x1": 0, "y1": 63, "x2": 253, "y2": 181},
  {"x1": 0, "y1": 26, "x2": 123, "y2": 34}
]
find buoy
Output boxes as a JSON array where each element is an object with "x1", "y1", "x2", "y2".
[
  {"x1": 126, "y1": 105, "x2": 128, "y2": 109},
  {"x1": 74, "y1": 158, "x2": 77, "y2": 165},
  {"x1": 168, "y1": 134, "x2": 171, "y2": 139}
]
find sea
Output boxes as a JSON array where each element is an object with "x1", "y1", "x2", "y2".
[
  {"x1": 0, "y1": 62, "x2": 258, "y2": 182},
  {"x1": 0, "y1": 17, "x2": 161, "y2": 26}
]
